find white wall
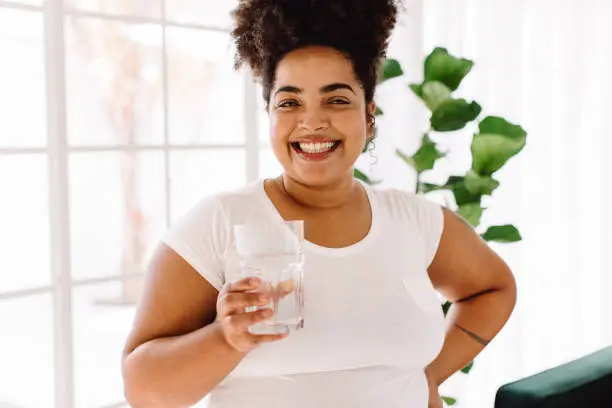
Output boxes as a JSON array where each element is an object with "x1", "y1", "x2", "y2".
[{"x1": 376, "y1": 1, "x2": 612, "y2": 407}]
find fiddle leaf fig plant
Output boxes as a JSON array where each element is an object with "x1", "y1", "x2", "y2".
[{"x1": 355, "y1": 47, "x2": 527, "y2": 406}]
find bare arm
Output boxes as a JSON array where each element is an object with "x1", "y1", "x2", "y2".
[
  {"x1": 425, "y1": 208, "x2": 517, "y2": 386},
  {"x1": 121, "y1": 244, "x2": 244, "y2": 407}
]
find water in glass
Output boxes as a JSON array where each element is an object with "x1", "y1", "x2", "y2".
[{"x1": 234, "y1": 220, "x2": 305, "y2": 335}]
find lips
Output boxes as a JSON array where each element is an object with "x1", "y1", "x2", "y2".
[{"x1": 290, "y1": 140, "x2": 342, "y2": 161}]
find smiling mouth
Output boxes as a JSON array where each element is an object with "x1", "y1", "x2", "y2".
[{"x1": 290, "y1": 140, "x2": 342, "y2": 155}]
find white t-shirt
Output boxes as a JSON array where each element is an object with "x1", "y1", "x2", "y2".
[{"x1": 162, "y1": 179, "x2": 446, "y2": 408}]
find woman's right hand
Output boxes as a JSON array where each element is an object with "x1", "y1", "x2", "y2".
[{"x1": 216, "y1": 276, "x2": 288, "y2": 353}]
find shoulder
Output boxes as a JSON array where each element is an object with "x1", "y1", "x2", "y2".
[
  {"x1": 164, "y1": 181, "x2": 265, "y2": 247},
  {"x1": 368, "y1": 185, "x2": 443, "y2": 225},
  {"x1": 368, "y1": 185, "x2": 445, "y2": 267},
  {"x1": 175, "y1": 180, "x2": 263, "y2": 224}
]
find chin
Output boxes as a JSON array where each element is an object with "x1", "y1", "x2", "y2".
[
  {"x1": 289, "y1": 167, "x2": 352, "y2": 188},
  {"x1": 281, "y1": 145, "x2": 355, "y2": 185}
]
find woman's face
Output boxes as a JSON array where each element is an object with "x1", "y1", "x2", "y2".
[{"x1": 268, "y1": 45, "x2": 375, "y2": 187}]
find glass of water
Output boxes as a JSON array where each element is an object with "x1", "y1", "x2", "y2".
[{"x1": 233, "y1": 219, "x2": 305, "y2": 335}]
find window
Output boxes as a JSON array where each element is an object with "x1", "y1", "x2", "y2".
[{"x1": 0, "y1": 1, "x2": 267, "y2": 407}]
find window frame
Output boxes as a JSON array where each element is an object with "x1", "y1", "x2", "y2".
[{"x1": 0, "y1": 0, "x2": 260, "y2": 407}]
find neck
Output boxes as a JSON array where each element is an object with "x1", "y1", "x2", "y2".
[{"x1": 278, "y1": 173, "x2": 357, "y2": 209}]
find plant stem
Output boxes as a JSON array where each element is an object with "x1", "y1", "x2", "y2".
[{"x1": 415, "y1": 129, "x2": 433, "y2": 195}]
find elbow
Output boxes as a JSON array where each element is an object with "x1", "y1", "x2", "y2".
[
  {"x1": 122, "y1": 349, "x2": 200, "y2": 408},
  {"x1": 123, "y1": 383, "x2": 156, "y2": 408},
  {"x1": 500, "y1": 265, "x2": 518, "y2": 318},
  {"x1": 123, "y1": 385, "x2": 184, "y2": 408},
  {"x1": 123, "y1": 389, "x2": 156, "y2": 408},
  {"x1": 122, "y1": 354, "x2": 154, "y2": 408},
  {"x1": 122, "y1": 350, "x2": 168, "y2": 408},
  {"x1": 124, "y1": 385, "x2": 200, "y2": 408}
]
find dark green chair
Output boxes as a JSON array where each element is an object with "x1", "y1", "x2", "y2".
[{"x1": 495, "y1": 346, "x2": 612, "y2": 407}]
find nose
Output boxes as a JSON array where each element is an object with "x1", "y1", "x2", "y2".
[{"x1": 298, "y1": 106, "x2": 330, "y2": 132}]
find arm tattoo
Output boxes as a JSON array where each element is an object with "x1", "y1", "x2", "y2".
[{"x1": 454, "y1": 324, "x2": 491, "y2": 346}]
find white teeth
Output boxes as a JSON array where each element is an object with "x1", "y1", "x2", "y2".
[{"x1": 297, "y1": 142, "x2": 336, "y2": 154}]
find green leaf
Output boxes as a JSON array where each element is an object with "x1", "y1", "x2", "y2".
[
  {"x1": 431, "y1": 99, "x2": 482, "y2": 132},
  {"x1": 374, "y1": 106, "x2": 384, "y2": 116},
  {"x1": 396, "y1": 134, "x2": 444, "y2": 174},
  {"x1": 471, "y1": 116, "x2": 527, "y2": 175},
  {"x1": 424, "y1": 47, "x2": 474, "y2": 91},
  {"x1": 422, "y1": 176, "x2": 462, "y2": 191},
  {"x1": 379, "y1": 59, "x2": 404, "y2": 83},
  {"x1": 353, "y1": 168, "x2": 380, "y2": 185},
  {"x1": 409, "y1": 83, "x2": 424, "y2": 99},
  {"x1": 441, "y1": 396, "x2": 457, "y2": 406},
  {"x1": 395, "y1": 149, "x2": 411, "y2": 166},
  {"x1": 457, "y1": 203, "x2": 483, "y2": 227},
  {"x1": 481, "y1": 225, "x2": 522, "y2": 243},
  {"x1": 442, "y1": 300, "x2": 452, "y2": 317},
  {"x1": 447, "y1": 176, "x2": 465, "y2": 185},
  {"x1": 420, "y1": 176, "x2": 481, "y2": 207},
  {"x1": 419, "y1": 182, "x2": 447, "y2": 194},
  {"x1": 418, "y1": 176, "x2": 481, "y2": 207},
  {"x1": 422, "y1": 81, "x2": 452, "y2": 112},
  {"x1": 412, "y1": 134, "x2": 445, "y2": 172},
  {"x1": 464, "y1": 170, "x2": 500, "y2": 196},
  {"x1": 461, "y1": 361, "x2": 474, "y2": 374},
  {"x1": 451, "y1": 179, "x2": 481, "y2": 206},
  {"x1": 471, "y1": 133, "x2": 525, "y2": 175},
  {"x1": 479, "y1": 115, "x2": 527, "y2": 139}
]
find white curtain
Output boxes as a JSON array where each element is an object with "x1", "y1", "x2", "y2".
[{"x1": 374, "y1": 0, "x2": 612, "y2": 406}]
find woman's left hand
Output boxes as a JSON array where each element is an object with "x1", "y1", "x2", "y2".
[{"x1": 425, "y1": 369, "x2": 443, "y2": 408}]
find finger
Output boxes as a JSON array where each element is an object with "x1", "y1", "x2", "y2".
[
  {"x1": 247, "y1": 332, "x2": 289, "y2": 344},
  {"x1": 221, "y1": 292, "x2": 271, "y2": 315},
  {"x1": 278, "y1": 278, "x2": 295, "y2": 297},
  {"x1": 222, "y1": 276, "x2": 261, "y2": 294},
  {"x1": 226, "y1": 308, "x2": 274, "y2": 330},
  {"x1": 258, "y1": 281, "x2": 273, "y2": 295}
]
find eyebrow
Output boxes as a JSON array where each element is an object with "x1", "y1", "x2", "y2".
[{"x1": 274, "y1": 82, "x2": 356, "y2": 96}]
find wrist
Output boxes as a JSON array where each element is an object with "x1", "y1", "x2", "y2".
[
  {"x1": 424, "y1": 365, "x2": 441, "y2": 387},
  {"x1": 210, "y1": 321, "x2": 249, "y2": 358}
]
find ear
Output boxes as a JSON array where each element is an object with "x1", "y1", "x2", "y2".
[
  {"x1": 366, "y1": 101, "x2": 377, "y2": 140},
  {"x1": 367, "y1": 101, "x2": 377, "y2": 119}
]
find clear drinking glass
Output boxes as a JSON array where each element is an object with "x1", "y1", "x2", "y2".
[{"x1": 233, "y1": 219, "x2": 305, "y2": 335}]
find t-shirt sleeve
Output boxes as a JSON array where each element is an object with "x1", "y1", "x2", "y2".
[
  {"x1": 161, "y1": 195, "x2": 229, "y2": 291},
  {"x1": 411, "y1": 194, "x2": 445, "y2": 268}
]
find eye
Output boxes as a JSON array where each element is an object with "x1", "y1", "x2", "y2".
[
  {"x1": 277, "y1": 100, "x2": 299, "y2": 109},
  {"x1": 328, "y1": 98, "x2": 349, "y2": 105}
]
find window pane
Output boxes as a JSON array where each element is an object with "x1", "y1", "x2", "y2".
[
  {"x1": 65, "y1": 0, "x2": 161, "y2": 19},
  {"x1": 0, "y1": 155, "x2": 51, "y2": 292},
  {"x1": 166, "y1": 28, "x2": 245, "y2": 146},
  {"x1": 259, "y1": 148, "x2": 283, "y2": 180},
  {"x1": 0, "y1": 294, "x2": 54, "y2": 408},
  {"x1": 0, "y1": 9, "x2": 46, "y2": 148},
  {"x1": 169, "y1": 150, "x2": 246, "y2": 221},
  {"x1": 165, "y1": 0, "x2": 237, "y2": 29},
  {"x1": 65, "y1": 18, "x2": 164, "y2": 146},
  {"x1": 255, "y1": 82, "x2": 270, "y2": 147},
  {"x1": 69, "y1": 152, "x2": 166, "y2": 280},
  {"x1": 73, "y1": 281, "x2": 137, "y2": 408},
  {"x1": 5, "y1": 0, "x2": 43, "y2": 5}
]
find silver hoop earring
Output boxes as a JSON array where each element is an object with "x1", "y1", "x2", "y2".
[{"x1": 368, "y1": 139, "x2": 378, "y2": 174}]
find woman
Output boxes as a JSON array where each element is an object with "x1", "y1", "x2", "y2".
[{"x1": 121, "y1": 1, "x2": 517, "y2": 407}]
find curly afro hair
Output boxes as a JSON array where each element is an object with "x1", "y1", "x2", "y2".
[{"x1": 231, "y1": 0, "x2": 399, "y2": 106}]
